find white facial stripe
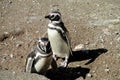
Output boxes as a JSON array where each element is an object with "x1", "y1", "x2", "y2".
[
  {"x1": 41, "y1": 42, "x2": 45, "y2": 45},
  {"x1": 38, "y1": 39, "x2": 48, "y2": 45},
  {"x1": 50, "y1": 13, "x2": 61, "y2": 17},
  {"x1": 38, "y1": 39, "x2": 42, "y2": 43}
]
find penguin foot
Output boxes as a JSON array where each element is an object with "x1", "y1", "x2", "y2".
[
  {"x1": 53, "y1": 54, "x2": 57, "y2": 61},
  {"x1": 60, "y1": 60, "x2": 68, "y2": 67}
]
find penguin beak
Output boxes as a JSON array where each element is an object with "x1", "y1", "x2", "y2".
[
  {"x1": 45, "y1": 15, "x2": 50, "y2": 19},
  {"x1": 43, "y1": 47, "x2": 47, "y2": 52},
  {"x1": 43, "y1": 42, "x2": 48, "y2": 52}
]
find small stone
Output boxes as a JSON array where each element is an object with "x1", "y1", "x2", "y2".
[
  {"x1": 85, "y1": 41, "x2": 90, "y2": 45},
  {"x1": 10, "y1": 54, "x2": 13, "y2": 58},
  {"x1": 35, "y1": 31, "x2": 39, "y2": 33},
  {"x1": 16, "y1": 43, "x2": 22, "y2": 48},
  {"x1": 102, "y1": 28, "x2": 111, "y2": 35},
  {"x1": 117, "y1": 37, "x2": 120, "y2": 42},
  {"x1": 3, "y1": 56, "x2": 7, "y2": 60},
  {"x1": 5, "y1": 68, "x2": 8, "y2": 70},
  {"x1": 13, "y1": 71, "x2": 16, "y2": 75},
  {"x1": 16, "y1": 41, "x2": 24, "y2": 48},
  {"x1": 103, "y1": 61, "x2": 105, "y2": 64},
  {"x1": 21, "y1": 56, "x2": 23, "y2": 58},
  {"x1": 73, "y1": 44, "x2": 84, "y2": 51},
  {"x1": 115, "y1": 32, "x2": 119, "y2": 35},
  {"x1": 110, "y1": 42, "x2": 113, "y2": 45},
  {"x1": 9, "y1": 1, "x2": 12, "y2": 4},
  {"x1": 92, "y1": 70, "x2": 96, "y2": 73},
  {"x1": 105, "y1": 68, "x2": 110, "y2": 73},
  {"x1": 100, "y1": 36, "x2": 104, "y2": 43},
  {"x1": 76, "y1": 65, "x2": 80, "y2": 67},
  {"x1": 4, "y1": 32, "x2": 9, "y2": 35},
  {"x1": 33, "y1": 0, "x2": 35, "y2": 3},
  {"x1": 87, "y1": 73, "x2": 93, "y2": 78},
  {"x1": 1, "y1": 43, "x2": 9, "y2": 46},
  {"x1": 118, "y1": 54, "x2": 120, "y2": 57}
]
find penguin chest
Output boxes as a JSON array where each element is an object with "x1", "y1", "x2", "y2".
[
  {"x1": 48, "y1": 28, "x2": 69, "y2": 57},
  {"x1": 34, "y1": 53, "x2": 52, "y2": 73}
]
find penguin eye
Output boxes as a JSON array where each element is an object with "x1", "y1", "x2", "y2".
[{"x1": 50, "y1": 15, "x2": 55, "y2": 19}]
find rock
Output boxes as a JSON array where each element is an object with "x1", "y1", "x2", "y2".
[
  {"x1": 16, "y1": 41, "x2": 24, "y2": 48},
  {"x1": 0, "y1": 32, "x2": 9, "y2": 42},
  {"x1": 73, "y1": 44, "x2": 84, "y2": 51},
  {"x1": 102, "y1": 28, "x2": 111, "y2": 35},
  {"x1": 10, "y1": 54, "x2": 13, "y2": 58},
  {"x1": 35, "y1": 31, "x2": 39, "y2": 33},
  {"x1": 105, "y1": 68, "x2": 110, "y2": 73},
  {"x1": 87, "y1": 73, "x2": 93, "y2": 78},
  {"x1": 114, "y1": 32, "x2": 119, "y2": 35},
  {"x1": 117, "y1": 37, "x2": 120, "y2": 42},
  {"x1": 92, "y1": 70, "x2": 96, "y2": 73},
  {"x1": 85, "y1": 41, "x2": 90, "y2": 45}
]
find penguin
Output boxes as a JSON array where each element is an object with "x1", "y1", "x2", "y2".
[
  {"x1": 45, "y1": 10, "x2": 72, "y2": 67},
  {"x1": 25, "y1": 37, "x2": 57, "y2": 75}
]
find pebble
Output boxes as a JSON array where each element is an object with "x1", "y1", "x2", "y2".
[
  {"x1": 115, "y1": 32, "x2": 119, "y2": 35},
  {"x1": 100, "y1": 36, "x2": 104, "y2": 43},
  {"x1": 105, "y1": 68, "x2": 110, "y2": 73},
  {"x1": 13, "y1": 71, "x2": 16, "y2": 75},
  {"x1": 73, "y1": 44, "x2": 84, "y2": 51},
  {"x1": 92, "y1": 70, "x2": 96, "y2": 73},
  {"x1": 4, "y1": 32, "x2": 9, "y2": 35},
  {"x1": 117, "y1": 37, "x2": 120, "y2": 42},
  {"x1": 35, "y1": 31, "x2": 39, "y2": 33},
  {"x1": 16, "y1": 43, "x2": 22, "y2": 48},
  {"x1": 10, "y1": 54, "x2": 13, "y2": 58},
  {"x1": 85, "y1": 41, "x2": 90, "y2": 45},
  {"x1": 16, "y1": 41, "x2": 24, "y2": 48},
  {"x1": 102, "y1": 28, "x2": 111, "y2": 35},
  {"x1": 76, "y1": 65, "x2": 81, "y2": 67},
  {"x1": 87, "y1": 73, "x2": 93, "y2": 78},
  {"x1": 1, "y1": 43, "x2": 9, "y2": 46}
]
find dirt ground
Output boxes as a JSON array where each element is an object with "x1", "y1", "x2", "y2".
[{"x1": 0, "y1": 0, "x2": 120, "y2": 80}]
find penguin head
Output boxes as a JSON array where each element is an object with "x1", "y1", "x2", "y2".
[
  {"x1": 45, "y1": 10, "x2": 61, "y2": 22},
  {"x1": 38, "y1": 38, "x2": 51, "y2": 53}
]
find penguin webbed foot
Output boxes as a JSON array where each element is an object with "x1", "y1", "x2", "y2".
[
  {"x1": 60, "y1": 58, "x2": 68, "y2": 67},
  {"x1": 53, "y1": 54, "x2": 57, "y2": 61}
]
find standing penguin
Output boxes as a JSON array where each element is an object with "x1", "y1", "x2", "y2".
[
  {"x1": 25, "y1": 38, "x2": 56, "y2": 75},
  {"x1": 45, "y1": 10, "x2": 72, "y2": 67}
]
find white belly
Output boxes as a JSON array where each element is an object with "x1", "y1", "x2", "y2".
[
  {"x1": 48, "y1": 28, "x2": 69, "y2": 58},
  {"x1": 34, "y1": 55, "x2": 52, "y2": 73}
]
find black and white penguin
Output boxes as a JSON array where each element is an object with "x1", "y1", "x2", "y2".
[
  {"x1": 45, "y1": 10, "x2": 72, "y2": 67},
  {"x1": 25, "y1": 38, "x2": 56, "y2": 74}
]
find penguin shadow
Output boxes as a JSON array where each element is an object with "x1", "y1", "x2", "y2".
[
  {"x1": 68, "y1": 48, "x2": 108, "y2": 65},
  {"x1": 46, "y1": 66, "x2": 90, "y2": 80},
  {"x1": 45, "y1": 48, "x2": 108, "y2": 80}
]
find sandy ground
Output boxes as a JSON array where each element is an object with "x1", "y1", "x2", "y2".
[{"x1": 0, "y1": 0, "x2": 120, "y2": 80}]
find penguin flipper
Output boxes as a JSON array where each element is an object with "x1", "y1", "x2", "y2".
[
  {"x1": 65, "y1": 32, "x2": 72, "y2": 55},
  {"x1": 60, "y1": 22, "x2": 72, "y2": 55},
  {"x1": 25, "y1": 57, "x2": 34, "y2": 73}
]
